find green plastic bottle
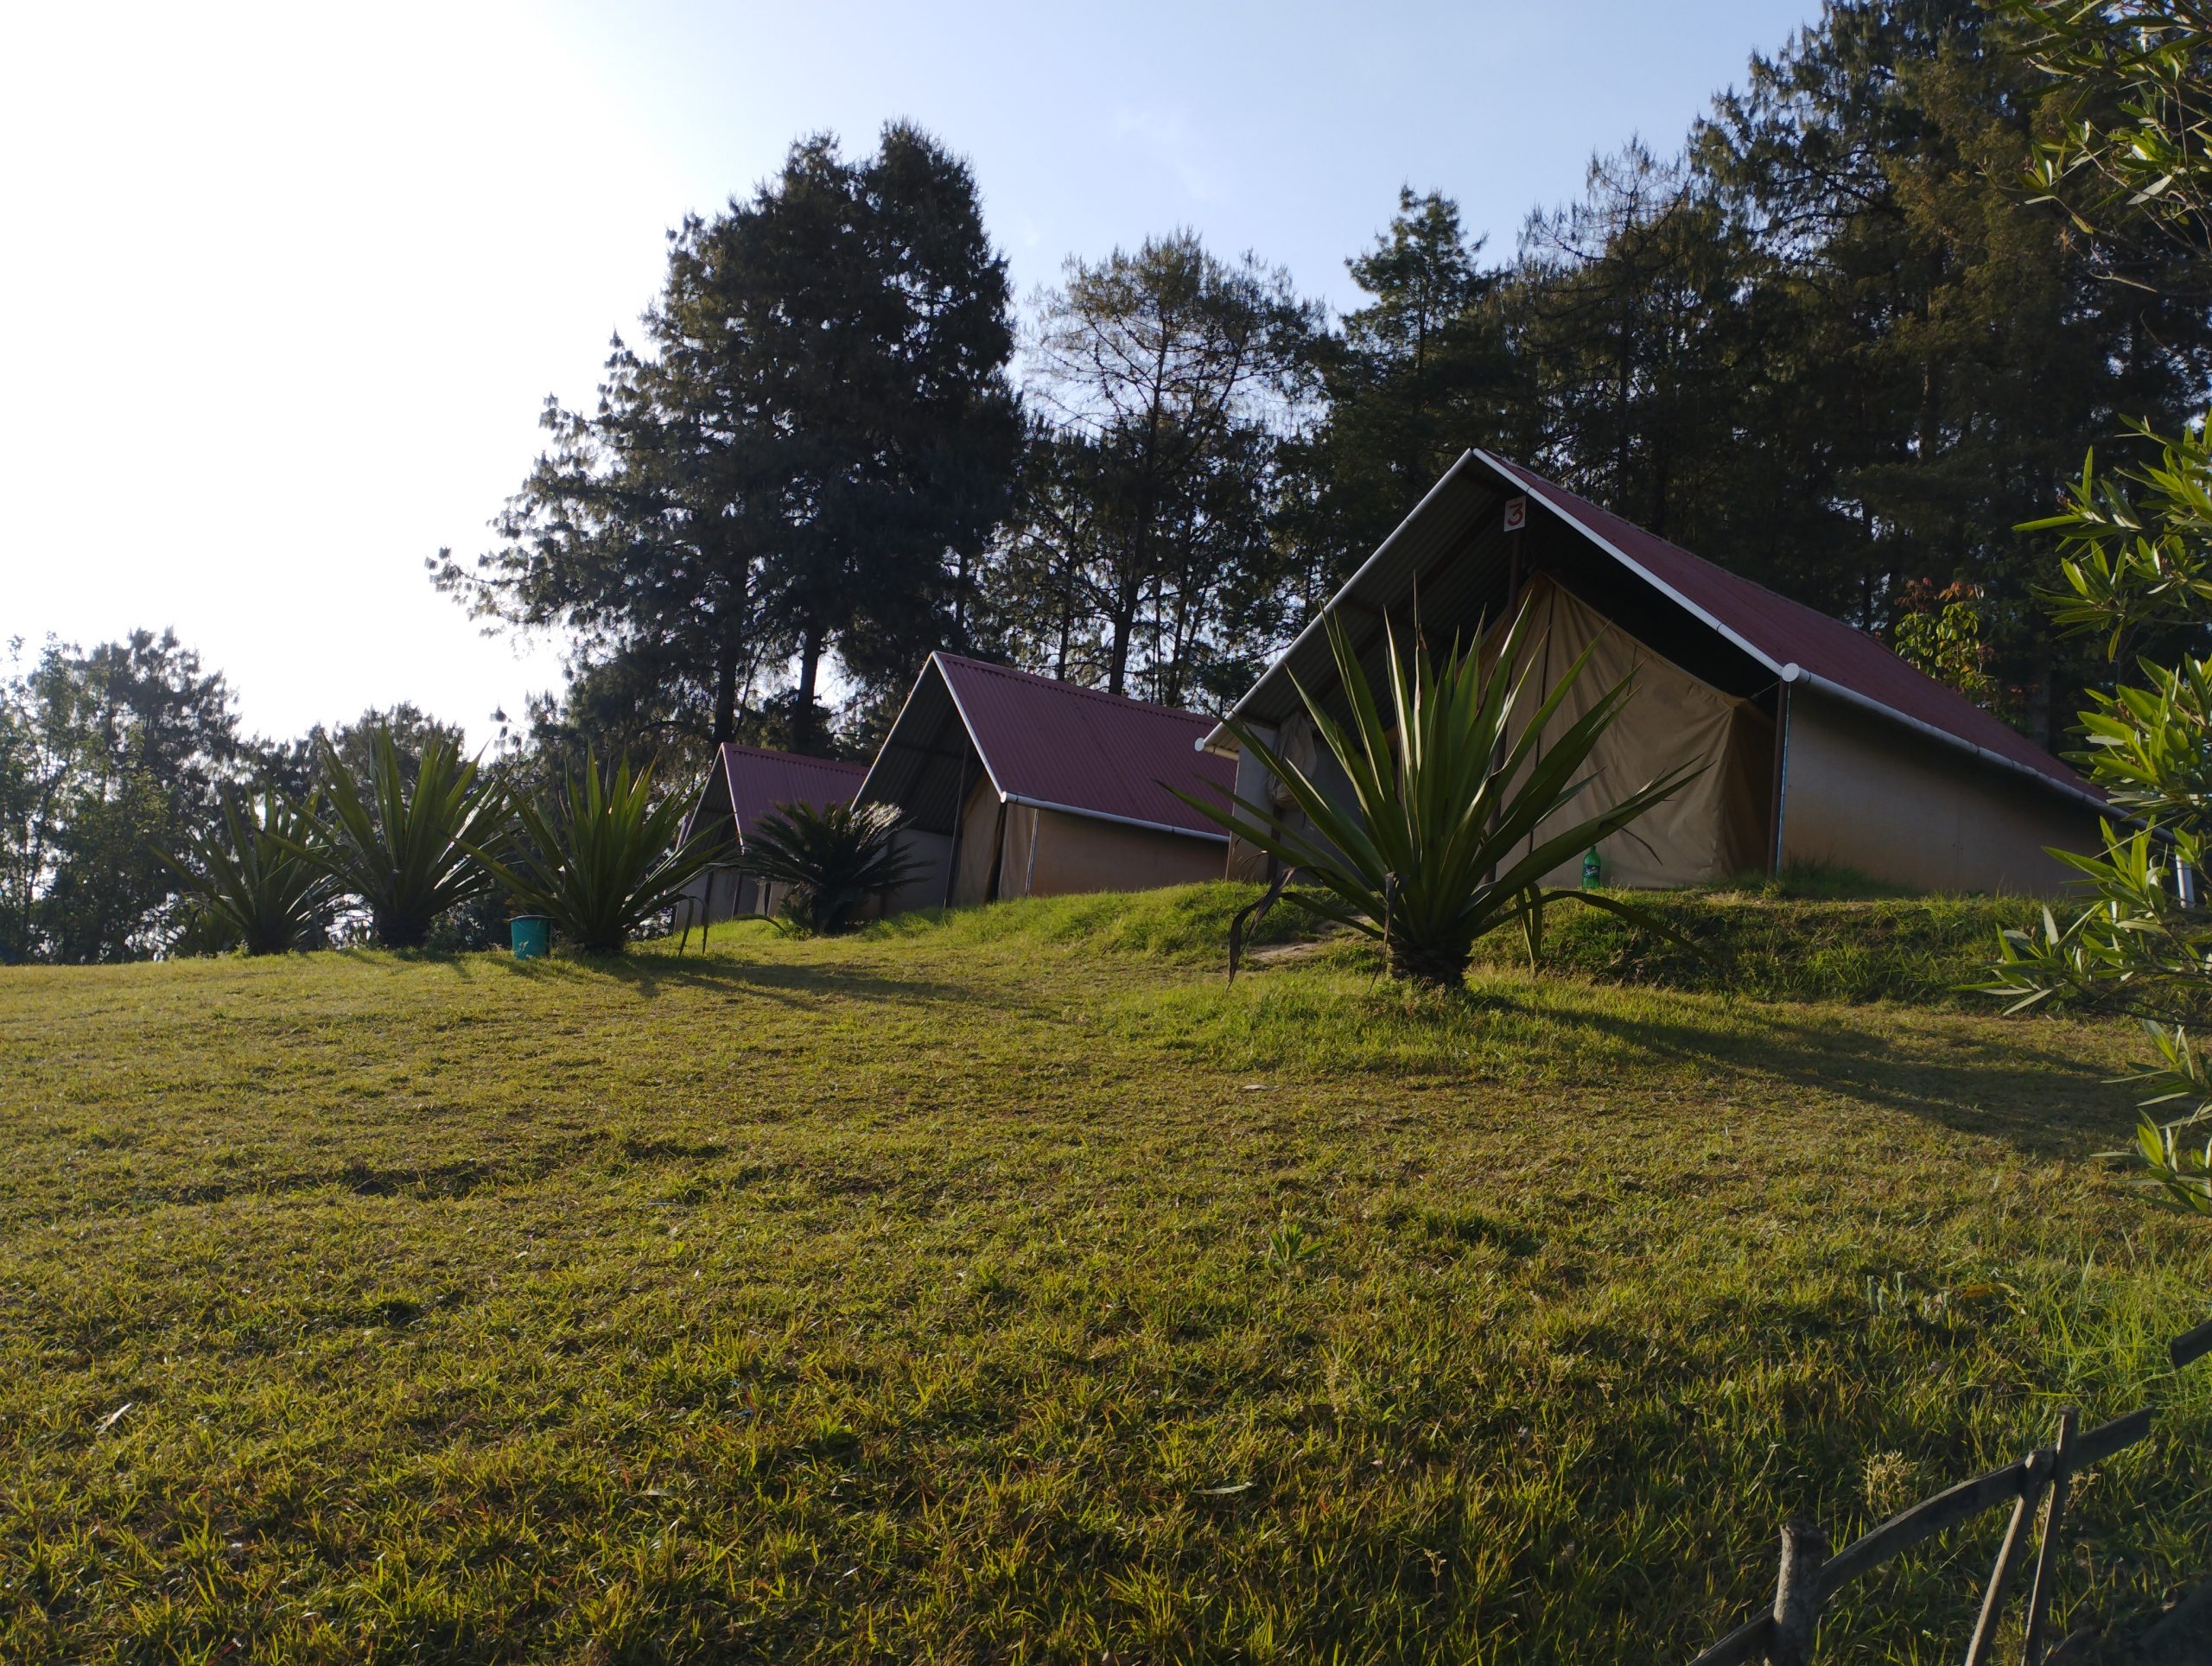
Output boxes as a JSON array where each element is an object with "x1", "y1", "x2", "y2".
[{"x1": 1581, "y1": 848, "x2": 1601, "y2": 891}]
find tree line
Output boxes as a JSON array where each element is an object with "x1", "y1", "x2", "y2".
[
  {"x1": 10, "y1": 0, "x2": 2210, "y2": 962},
  {"x1": 445, "y1": 0, "x2": 2212, "y2": 759},
  {"x1": 0, "y1": 632, "x2": 524, "y2": 963}
]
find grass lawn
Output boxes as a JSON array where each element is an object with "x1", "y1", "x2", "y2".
[{"x1": 2, "y1": 884, "x2": 2208, "y2": 1663}]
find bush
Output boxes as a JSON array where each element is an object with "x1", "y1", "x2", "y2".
[
  {"x1": 1177, "y1": 607, "x2": 1694, "y2": 988},
  {"x1": 470, "y1": 752, "x2": 715, "y2": 956},
  {"x1": 157, "y1": 791, "x2": 334, "y2": 956},
  {"x1": 297, "y1": 726, "x2": 505, "y2": 949},
  {"x1": 739, "y1": 801, "x2": 922, "y2": 936}
]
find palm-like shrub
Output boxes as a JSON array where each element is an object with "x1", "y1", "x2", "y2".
[
  {"x1": 738, "y1": 800, "x2": 923, "y2": 936},
  {"x1": 158, "y1": 792, "x2": 334, "y2": 955},
  {"x1": 300, "y1": 727, "x2": 505, "y2": 949},
  {"x1": 468, "y1": 753, "x2": 718, "y2": 955},
  {"x1": 1177, "y1": 607, "x2": 1695, "y2": 989}
]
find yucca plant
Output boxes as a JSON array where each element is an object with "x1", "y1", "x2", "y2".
[
  {"x1": 467, "y1": 752, "x2": 718, "y2": 956},
  {"x1": 296, "y1": 726, "x2": 506, "y2": 949},
  {"x1": 738, "y1": 800, "x2": 923, "y2": 936},
  {"x1": 1176, "y1": 606, "x2": 1697, "y2": 989},
  {"x1": 157, "y1": 791, "x2": 334, "y2": 955}
]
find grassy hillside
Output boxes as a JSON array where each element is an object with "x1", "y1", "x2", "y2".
[
  {"x1": 874, "y1": 878, "x2": 2039, "y2": 1007},
  {"x1": 3, "y1": 886, "x2": 2207, "y2": 1663}
]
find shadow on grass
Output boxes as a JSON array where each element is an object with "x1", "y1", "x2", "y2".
[
  {"x1": 1510, "y1": 995, "x2": 2116, "y2": 1156},
  {"x1": 349, "y1": 934, "x2": 2119, "y2": 1160},
  {"x1": 141, "y1": 1132, "x2": 767, "y2": 1213},
  {"x1": 1160, "y1": 956, "x2": 2122, "y2": 1157},
  {"x1": 473, "y1": 946, "x2": 982, "y2": 1009},
  {"x1": 130, "y1": 1141, "x2": 613, "y2": 1211}
]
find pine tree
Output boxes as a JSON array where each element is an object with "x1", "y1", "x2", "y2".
[
  {"x1": 1003, "y1": 232, "x2": 1315, "y2": 704},
  {"x1": 1286, "y1": 189, "x2": 1518, "y2": 594},
  {"x1": 1511, "y1": 142, "x2": 1751, "y2": 545},
  {"x1": 442, "y1": 124, "x2": 1020, "y2": 757},
  {"x1": 1694, "y1": 0, "x2": 2212, "y2": 741}
]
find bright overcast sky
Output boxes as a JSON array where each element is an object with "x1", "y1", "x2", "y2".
[{"x1": 0, "y1": 0, "x2": 1821, "y2": 743}]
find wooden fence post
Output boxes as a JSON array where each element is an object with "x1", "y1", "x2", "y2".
[
  {"x1": 1963, "y1": 1448, "x2": 2050, "y2": 1666},
  {"x1": 1771, "y1": 1519, "x2": 1830, "y2": 1666},
  {"x1": 2020, "y1": 1408, "x2": 2078, "y2": 1666}
]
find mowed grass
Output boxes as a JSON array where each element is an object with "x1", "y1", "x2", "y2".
[{"x1": 2, "y1": 884, "x2": 2208, "y2": 1664}]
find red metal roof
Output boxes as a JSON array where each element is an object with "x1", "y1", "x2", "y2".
[
  {"x1": 716, "y1": 744, "x2": 868, "y2": 839},
  {"x1": 1478, "y1": 452, "x2": 2094, "y2": 800},
  {"x1": 934, "y1": 653, "x2": 1235, "y2": 838}
]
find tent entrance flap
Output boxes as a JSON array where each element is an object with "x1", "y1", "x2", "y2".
[
  {"x1": 950, "y1": 774, "x2": 1002, "y2": 907},
  {"x1": 1486, "y1": 573, "x2": 1772, "y2": 887}
]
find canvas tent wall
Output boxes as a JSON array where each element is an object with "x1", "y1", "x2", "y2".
[
  {"x1": 675, "y1": 744, "x2": 869, "y2": 924},
  {"x1": 1775, "y1": 692, "x2": 2096, "y2": 893},
  {"x1": 859, "y1": 652, "x2": 1234, "y2": 912},
  {"x1": 1205, "y1": 450, "x2": 2104, "y2": 896},
  {"x1": 1480, "y1": 572, "x2": 1774, "y2": 887}
]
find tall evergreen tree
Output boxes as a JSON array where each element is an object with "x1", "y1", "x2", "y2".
[
  {"x1": 1694, "y1": 0, "x2": 2212, "y2": 740},
  {"x1": 995, "y1": 232, "x2": 1315, "y2": 705},
  {"x1": 1284, "y1": 189, "x2": 1519, "y2": 595},
  {"x1": 441, "y1": 123, "x2": 1020, "y2": 757},
  {"x1": 1512, "y1": 141, "x2": 1752, "y2": 544}
]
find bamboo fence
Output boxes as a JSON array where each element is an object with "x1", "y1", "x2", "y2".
[{"x1": 1687, "y1": 1314, "x2": 2212, "y2": 1666}]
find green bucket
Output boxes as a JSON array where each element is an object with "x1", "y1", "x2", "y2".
[{"x1": 510, "y1": 915, "x2": 551, "y2": 959}]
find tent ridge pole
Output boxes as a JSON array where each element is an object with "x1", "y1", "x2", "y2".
[
  {"x1": 944, "y1": 748, "x2": 973, "y2": 909},
  {"x1": 983, "y1": 796, "x2": 1009, "y2": 903},
  {"x1": 1770, "y1": 671, "x2": 1795, "y2": 879}
]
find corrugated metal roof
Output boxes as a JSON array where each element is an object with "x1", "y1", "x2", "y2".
[
  {"x1": 861, "y1": 652, "x2": 1234, "y2": 841},
  {"x1": 716, "y1": 744, "x2": 868, "y2": 839},
  {"x1": 1211, "y1": 449, "x2": 2093, "y2": 805},
  {"x1": 1476, "y1": 453, "x2": 2089, "y2": 798}
]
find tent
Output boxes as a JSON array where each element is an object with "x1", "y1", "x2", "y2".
[
  {"x1": 859, "y1": 652, "x2": 1236, "y2": 911},
  {"x1": 675, "y1": 743, "x2": 870, "y2": 924},
  {"x1": 1204, "y1": 451, "x2": 2105, "y2": 895}
]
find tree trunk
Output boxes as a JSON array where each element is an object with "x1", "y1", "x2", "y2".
[
  {"x1": 2032, "y1": 659, "x2": 2057, "y2": 754},
  {"x1": 1054, "y1": 579, "x2": 1072, "y2": 682},
  {"x1": 1107, "y1": 611, "x2": 1134, "y2": 696},
  {"x1": 712, "y1": 631, "x2": 738, "y2": 746},
  {"x1": 794, "y1": 624, "x2": 824, "y2": 753},
  {"x1": 1386, "y1": 938, "x2": 1467, "y2": 989}
]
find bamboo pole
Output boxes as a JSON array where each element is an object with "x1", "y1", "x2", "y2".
[
  {"x1": 2020, "y1": 1408, "x2": 2078, "y2": 1665},
  {"x1": 1963, "y1": 1449, "x2": 2049, "y2": 1666}
]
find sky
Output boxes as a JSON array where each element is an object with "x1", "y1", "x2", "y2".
[{"x1": 0, "y1": 0, "x2": 1823, "y2": 742}]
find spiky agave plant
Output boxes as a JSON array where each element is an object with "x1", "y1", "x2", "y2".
[
  {"x1": 467, "y1": 752, "x2": 718, "y2": 955},
  {"x1": 298, "y1": 726, "x2": 506, "y2": 949},
  {"x1": 158, "y1": 791, "x2": 334, "y2": 955},
  {"x1": 737, "y1": 800, "x2": 923, "y2": 936},
  {"x1": 1176, "y1": 604, "x2": 1698, "y2": 989}
]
